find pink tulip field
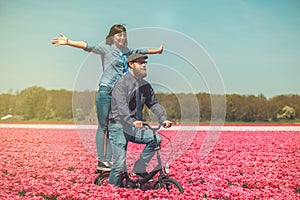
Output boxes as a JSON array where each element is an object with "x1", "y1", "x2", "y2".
[{"x1": 0, "y1": 124, "x2": 299, "y2": 199}]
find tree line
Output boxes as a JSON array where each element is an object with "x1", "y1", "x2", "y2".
[{"x1": 0, "y1": 86, "x2": 299, "y2": 123}]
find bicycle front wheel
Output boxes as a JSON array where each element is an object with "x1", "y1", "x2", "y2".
[
  {"x1": 94, "y1": 172, "x2": 110, "y2": 186},
  {"x1": 153, "y1": 178, "x2": 184, "y2": 193}
]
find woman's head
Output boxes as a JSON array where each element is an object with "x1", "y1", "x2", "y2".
[{"x1": 106, "y1": 24, "x2": 127, "y2": 47}]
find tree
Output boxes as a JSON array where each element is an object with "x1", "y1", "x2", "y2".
[
  {"x1": 277, "y1": 106, "x2": 296, "y2": 120},
  {"x1": 0, "y1": 85, "x2": 299, "y2": 122},
  {"x1": 15, "y1": 86, "x2": 48, "y2": 120}
]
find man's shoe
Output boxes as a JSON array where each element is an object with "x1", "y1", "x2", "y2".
[{"x1": 96, "y1": 161, "x2": 111, "y2": 171}]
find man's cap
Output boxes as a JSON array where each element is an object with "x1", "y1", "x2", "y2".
[{"x1": 127, "y1": 53, "x2": 148, "y2": 63}]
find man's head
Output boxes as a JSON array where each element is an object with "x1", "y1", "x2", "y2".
[{"x1": 127, "y1": 54, "x2": 148, "y2": 79}]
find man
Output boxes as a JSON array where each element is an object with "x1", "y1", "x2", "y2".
[{"x1": 108, "y1": 53, "x2": 172, "y2": 187}]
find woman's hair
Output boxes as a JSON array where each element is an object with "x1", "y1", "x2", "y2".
[{"x1": 105, "y1": 24, "x2": 127, "y2": 46}]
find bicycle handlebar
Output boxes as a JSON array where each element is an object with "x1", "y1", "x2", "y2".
[
  {"x1": 142, "y1": 123, "x2": 160, "y2": 131},
  {"x1": 143, "y1": 122, "x2": 170, "y2": 131}
]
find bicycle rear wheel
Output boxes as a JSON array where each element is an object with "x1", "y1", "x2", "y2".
[
  {"x1": 153, "y1": 178, "x2": 184, "y2": 193},
  {"x1": 94, "y1": 172, "x2": 110, "y2": 186}
]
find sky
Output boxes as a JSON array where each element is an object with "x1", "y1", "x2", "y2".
[{"x1": 0, "y1": 0, "x2": 300, "y2": 98}]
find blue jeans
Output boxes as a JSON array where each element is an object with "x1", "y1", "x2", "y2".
[
  {"x1": 95, "y1": 85, "x2": 112, "y2": 162},
  {"x1": 108, "y1": 122, "x2": 162, "y2": 187}
]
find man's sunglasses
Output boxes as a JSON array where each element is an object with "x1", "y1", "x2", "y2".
[{"x1": 133, "y1": 60, "x2": 147, "y2": 65}]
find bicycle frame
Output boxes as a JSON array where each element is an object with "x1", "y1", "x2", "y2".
[
  {"x1": 121, "y1": 123, "x2": 169, "y2": 188},
  {"x1": 94, "y1": 122, "x2": 184, "y2": 193}
]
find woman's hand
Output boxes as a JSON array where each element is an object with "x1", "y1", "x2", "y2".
[
  {"x1": 147, "y1": 42, "x2": 164, "y2": 54},
  {"x1": 158, "y1": 42, "x2": 164, "y2": 54},
  {"x1": 51, "y1": 33, "x2": 69, "y2": 46}
]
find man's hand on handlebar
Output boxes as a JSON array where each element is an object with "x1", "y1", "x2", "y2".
[
  {"x1": 133, "y1": 120, "x2": 143, "y2": 128},
  {"x1": 162, "y1": 120, "x2": 172, "y2": 128}
]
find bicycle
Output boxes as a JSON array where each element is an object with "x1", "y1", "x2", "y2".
[{"x1": 94, "y1": 123, "x2": 184, "y2": 193}]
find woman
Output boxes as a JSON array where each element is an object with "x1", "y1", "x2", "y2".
[{"x1": 51, "y1": 24, "x2": 163, "y2": 171}]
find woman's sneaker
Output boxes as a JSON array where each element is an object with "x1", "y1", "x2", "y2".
[{"x1": 96, "y1": 161, "x2": 111, "y2": 171}]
